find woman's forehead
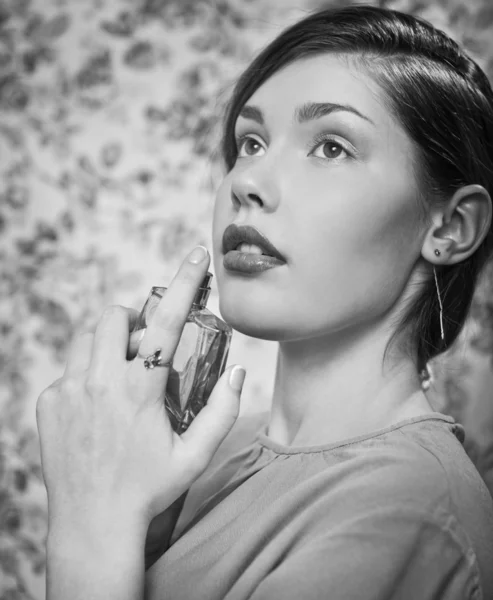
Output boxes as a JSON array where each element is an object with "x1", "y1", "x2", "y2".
[{"x1": 242, "y1": 55, "x2": 385, "y2": 124}]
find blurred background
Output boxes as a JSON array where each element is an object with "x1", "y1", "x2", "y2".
[{"x1": 1, "y1": 0, "x2": 493, "y2": 597}]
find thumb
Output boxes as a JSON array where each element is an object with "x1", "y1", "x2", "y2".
[{"x1": 179, "y1": 364, "x2": 246, "y2": 466}]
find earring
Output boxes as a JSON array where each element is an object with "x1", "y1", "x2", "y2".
[
  {"x1": 433, "y1": 265, "x2": 445, "y2": 342},
  {"x1": 434, "y1": 249, "x2": 441, "y2": 256}
]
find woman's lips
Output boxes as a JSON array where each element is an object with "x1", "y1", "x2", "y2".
[{"x1": 223, "y1": 250, "x2": 286, "y2": 273}]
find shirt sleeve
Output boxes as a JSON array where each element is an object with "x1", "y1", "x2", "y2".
[{"x1": 247, "y1": 505, "x2": 482, "y2": 600}]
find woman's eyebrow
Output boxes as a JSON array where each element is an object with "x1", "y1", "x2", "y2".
[{"x1": 238, "y1": 102, "x2": 375, "y2": 126}]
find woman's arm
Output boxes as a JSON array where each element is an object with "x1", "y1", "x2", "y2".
[
  {"x1": 37, "y1": 248, "x2": 246, "y2": 600},
  {"x1": 46, "y1": 509, "x2": 147, "y2": 600}
]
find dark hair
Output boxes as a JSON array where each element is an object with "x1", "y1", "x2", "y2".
[{"x1": 220, "y1": 4, "x2": 493, "y2": 374}]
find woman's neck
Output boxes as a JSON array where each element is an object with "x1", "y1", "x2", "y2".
[{"x1": 267, "y1": 328, "x2": 435, "y2": 448}]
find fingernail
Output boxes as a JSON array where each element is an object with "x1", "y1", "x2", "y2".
[
  {"x1": 188, "y1": 245, "x2": 208, "y2": 264},
  {"x1": 229, "y1": 365, "x2": 246, "y2": 391}
]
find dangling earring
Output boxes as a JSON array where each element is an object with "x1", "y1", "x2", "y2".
[{"x1": 433, "y1": 249, "x2": 445, "y2": 342}]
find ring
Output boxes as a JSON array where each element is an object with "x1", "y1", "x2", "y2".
[{"x1": 138, "y1": 348, "x2": 173, "y2": 370}]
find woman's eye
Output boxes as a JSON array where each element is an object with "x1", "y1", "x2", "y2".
[
  {"x1": 236, "y1": 135, "x2": 265, "y2": 157},
  {"x1": 311, "y1": 140, "x2": 349, "y2": 160}
]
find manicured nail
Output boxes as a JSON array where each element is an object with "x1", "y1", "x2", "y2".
[
  {"x1": 188, "y1": 245, "x2": 208, "y2": 264},
  {"x1": 229, "y1": 365, "x2": 246, "y2": 391}
]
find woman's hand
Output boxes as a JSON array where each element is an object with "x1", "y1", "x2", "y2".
[{"x1": 36, "y1": 245, "x2": 246, "y2": 549}]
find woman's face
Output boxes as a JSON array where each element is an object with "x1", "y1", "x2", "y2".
[{"x1": 212, "y1": 54, "x2": 426, "y2": 342}]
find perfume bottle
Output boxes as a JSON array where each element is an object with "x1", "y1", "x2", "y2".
[{"x1": 132, "y1": 272, "x2": 233, "y2": 434}]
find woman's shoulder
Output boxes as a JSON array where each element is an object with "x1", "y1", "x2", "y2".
[
  {"x1": 326, "y1": 416, "x2": 491, "y2": 509},
  {"x1": 348, "y1": 416, "x2": 493, "y2": 596},
  {"x1": 394, "y1": 417, "x2": 493, "y2": 518},
  {"x1": 334, "y1": 417, "x2": 493, "y2": 538}
]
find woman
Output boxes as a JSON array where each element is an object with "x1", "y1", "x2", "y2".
[{"x1": 37, "y1": 5, "x2": 493, "y2": 599}]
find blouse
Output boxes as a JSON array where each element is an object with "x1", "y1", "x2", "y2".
[{"x1": 145, "y1": 411, "x2": 493, "y2": 599}]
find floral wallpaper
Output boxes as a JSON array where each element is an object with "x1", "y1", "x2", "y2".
[{"x1": 1, "y1": 0, "x2": 493, "y2": 597}]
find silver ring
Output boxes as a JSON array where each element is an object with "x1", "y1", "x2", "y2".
[{"x1": 138, "y1": 348, "x2": 173, "y2": 370}]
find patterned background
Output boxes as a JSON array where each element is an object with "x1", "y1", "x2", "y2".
[{"x1": 1, "y1": 0, "x2": 493, "y2": 597}]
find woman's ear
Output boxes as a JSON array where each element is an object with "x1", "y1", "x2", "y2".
[{"x1": 421, "y1": 184, "x2": 492, "y2": 266}]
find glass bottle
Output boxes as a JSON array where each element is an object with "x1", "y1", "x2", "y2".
[{"x1": 131, "y1": 272, "x2": 233, "y2": 434}]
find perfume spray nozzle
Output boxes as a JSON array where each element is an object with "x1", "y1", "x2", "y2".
[
  {"x1": 200, "y1": 271, "x2": 213, "y2": 290},
  {"x1": 194, "y1": 271, "x2": 212, "y2": 307}
]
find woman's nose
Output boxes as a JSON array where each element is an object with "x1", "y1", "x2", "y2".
[{"x1": 230, "y1": 167, "x2": 280, "y2": 213}]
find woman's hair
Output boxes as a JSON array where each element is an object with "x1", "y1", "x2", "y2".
[{"x1": 219, "y1": 3, "x2": 493, "y2": 374}]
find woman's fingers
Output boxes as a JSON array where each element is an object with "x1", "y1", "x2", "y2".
[
  {"x1": 127, "y1": 246, "x2": 210, "y2": 396},
  {"x1": 64, "y1": 331, "x2": 94, "y2": 377},
  {"x1": 89, "y1": 306, "x2": 131, "y2": 375},
  {"x1": 69, "y1": 306, "x2": 139, "y2": 376},
  {"x1": 127, "y1": 329, "x2": 146, "y2": 360}
]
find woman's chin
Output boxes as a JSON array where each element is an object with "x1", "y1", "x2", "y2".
[{"x1": 219, "y1": 302, "x2": 287, "y2": 341}]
